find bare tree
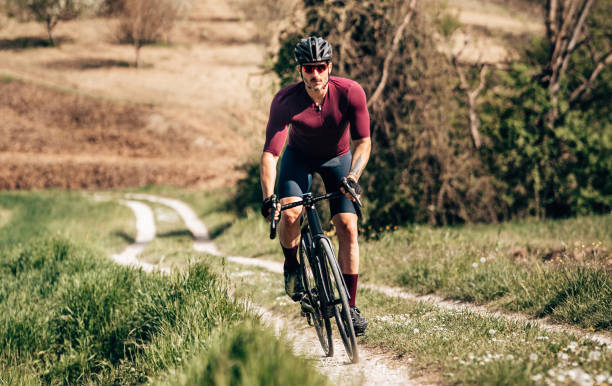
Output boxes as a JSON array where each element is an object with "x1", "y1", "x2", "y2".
[
  {"x1": 6, "y1": 0, "x2": 98, "y2": 44},
  {"x1": 116, "y1": 0, "x2": 184, "y2": 67},
  {"x1": 450, "y1": 39, "x2": 489, "y2": 149},
  {"x1": 540, "y1": 0, "x2": 611, "y2": 126}
]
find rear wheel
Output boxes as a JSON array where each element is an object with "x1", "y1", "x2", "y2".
[
  {"x1": 317, "y1": 237, "x2": 359, "y2": 363},
  {"x1": 299, "y1": 231, "x2": 333, "y2": 357}
]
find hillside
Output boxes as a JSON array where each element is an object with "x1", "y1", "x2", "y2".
[{"x1": 0, "y1": 0, "x2": 543, "y2": 190}]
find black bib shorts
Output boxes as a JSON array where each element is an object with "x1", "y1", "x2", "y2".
[{"x1": 278, "y1": 146, "x2": 356, "y2": 217}]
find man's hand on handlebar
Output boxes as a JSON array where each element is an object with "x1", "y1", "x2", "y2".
[
  {"x1": 261, "y1": 195, "x2": 281, "y2": 222},
  {"x1": 340, "y1": 175, "x2": 362, "y2": 203}
]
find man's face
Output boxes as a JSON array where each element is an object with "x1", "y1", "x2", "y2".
[{"x1": 298, "y1": 61, "x2": 332, "y2": 92}]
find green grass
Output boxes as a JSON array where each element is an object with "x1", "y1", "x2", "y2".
[
  {"x1": 0, "y1": 190, "x2": 134, "y2": 254},
  {"x1": 221, "y1": 262, "x2": 612, "y2": 385},
  {"x1": 1, "y1": 74, "x2": 15, "y2": 84},
  {"x1": 0, "y1": 237, "x2": 245, "y2": 383},
  {"x1": 146, "y1": 187, "x2": 612, "y2": 331},
  {"x1": 0, "y1": 190, "x2": 331, "y2": 384},
  {"x1": 165, "y1": 323, "x2": 330, "y2": 386}
]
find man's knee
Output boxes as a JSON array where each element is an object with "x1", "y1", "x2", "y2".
[
  {"x1": 281, "y1": 207, "x2": 302, "y2": 226},
  {"x1": 333, "y1": 213, "x2": 358, "y2": 238},
  {"x1": 279, "y1": 197, "x2": 303, "y2": 227}
]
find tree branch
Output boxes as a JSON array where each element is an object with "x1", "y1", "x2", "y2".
[
  {"x1": 368, "y1": 0, "x2": 417, "y2": 109},
  {"x1": 569, "y1": 50, "x2": 612, "y2": 103},
  {"x1": 451, "y1": 44, "x2": 488, "y2": 149}
]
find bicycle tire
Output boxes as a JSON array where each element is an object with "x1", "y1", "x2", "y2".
[
  {"x1": 299, "y1": 231, "x2": 333, "y2": 357},
  {"x1": 317, "y1": 237, "x2": 359, "y2": 363}
]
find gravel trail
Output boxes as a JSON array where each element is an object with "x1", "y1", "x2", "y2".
[{"x1": 117, "y1": 194, "x2": 422, "y2": 385}]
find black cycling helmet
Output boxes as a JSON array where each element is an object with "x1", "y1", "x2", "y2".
[{"x1": 294, "y1": 36, "x2": 333, "y2": 64}]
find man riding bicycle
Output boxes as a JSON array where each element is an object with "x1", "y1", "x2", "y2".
[{"x1": 260, "y1": 36, "x2": 371, "y2": 335}]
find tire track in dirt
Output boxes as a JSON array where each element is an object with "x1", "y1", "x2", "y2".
[
  {"x1": 116, "y1": 194, "x2": 420, "y2": 385},
  {"x1": 110, "y1": 200, "x2": 170, "y2": 274}
]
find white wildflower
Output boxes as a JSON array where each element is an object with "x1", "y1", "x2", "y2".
[
  {"x1": 567, "y1": 341, "x2": 579, "y2": 352},
  {"x1": 588, "y1": 350, "x2": 601, "y2": 362},
  {"x1": 532, "y1": 374, "x2": 543, "y2": 382},
  {"x1": 472, "y1": 262, "x2": 479, "y2": 268},
  {"x1": 595, "y1": 373, "x2": 608, "y2": 384},
  {"x1": 557, "y1": 352, "x2": 569, "y2": 361},
  {"x1": 529, "y1": 353, "x2": 538, "y2": 361},
  {"x1": 489, "y1": 329, "x2": 496, "y2": 335},
  {"x1": 413, "y1": 328, "x2": 419, "y2": 334},
  {"x1": 480, "y1": 257, "x2": 487, "y2": 263}
]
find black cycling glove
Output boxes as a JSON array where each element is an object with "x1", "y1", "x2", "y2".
[
  {"x1": 261, "y1": 195, "x2": 277, "y2": 219},
  {"x1": 343, "y1": 177, "x2": 362, "y2": 195}
]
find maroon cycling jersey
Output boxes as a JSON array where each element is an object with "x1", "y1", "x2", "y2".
[{"x1": 263, "y1": 76, "x2": 370, "y2": 159}]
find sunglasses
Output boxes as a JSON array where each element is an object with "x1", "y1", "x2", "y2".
[{"x1": 302, "y1": 63, "x2": 329, "y2": 74}]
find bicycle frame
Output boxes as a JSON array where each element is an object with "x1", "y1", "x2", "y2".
[{"x1": 269, "y1": 178, "x2": 361, "y2": 362}]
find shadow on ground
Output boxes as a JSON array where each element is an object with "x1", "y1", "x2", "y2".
[
  {"x1": 158, "y1": 230, "x2": 194, "y2": 239},
  {"x1": 0, "y1": 36, "x2": 72, "y2": 50},
  {"x1": 46, "y1": 58, "x2": 133, "y2": 70},
  {"x1": 114, "y1": 231, "x2": 135, "y2": 244}
]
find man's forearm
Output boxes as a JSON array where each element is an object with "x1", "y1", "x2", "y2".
[
  {"x1": 260, "y1": 152, "x2": 279, "y2": 199},
  {"x1": 349, "y1": 138, "x2": 371, "y2": 180}
]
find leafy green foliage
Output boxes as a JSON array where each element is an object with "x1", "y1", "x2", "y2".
[
  {"x1": 254, "y1": 0, "x2": 612, "y2": 226},
  {"x1": 479, "y1": 62, "x2": 612, "y2": 218}
]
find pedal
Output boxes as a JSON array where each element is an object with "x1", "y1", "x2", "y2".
[{"x1": 300, "y1": 295, "x2": 315, "y2": 314}]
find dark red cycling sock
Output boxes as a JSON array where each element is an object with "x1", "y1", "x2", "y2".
[
  {"x1": 343, "y1": 273, "x2": 359, "y2": 306},
  {"x1": 282, "y1": 245, "x2": 299, "y2": 271}
]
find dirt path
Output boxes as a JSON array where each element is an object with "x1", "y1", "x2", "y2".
[{"x1": 112, "y1": 194, "x2": 423, "y2": 385}]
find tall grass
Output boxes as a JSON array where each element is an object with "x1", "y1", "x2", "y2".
[
  {"x1": 0, "y1": 238, "x2": 245, "y2": 383},
  {"x1": 0, "y1": 190, "x2": 328, "y2": 384},
  {"x1": 167, "y1": 323, "x2": 330, "y2": 386}
]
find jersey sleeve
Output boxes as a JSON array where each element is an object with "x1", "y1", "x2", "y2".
[
  {"x1": 347, "y1": 83, "x2": 370, "y2": 140},
  {"x1": 263, "y1": 94, "x2": 290, "y2": 156}
]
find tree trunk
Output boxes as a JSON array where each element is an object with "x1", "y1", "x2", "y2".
[
  {"x1": 135, "y1": 44, "x2": 141, "y2": 68},
  {"x1": 46, "y1": 17, "x2": 55, "y2": 46}
]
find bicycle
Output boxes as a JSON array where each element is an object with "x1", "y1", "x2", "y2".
[{"x1": 269, "y1": 177, "x2": 362, "y2": 363}]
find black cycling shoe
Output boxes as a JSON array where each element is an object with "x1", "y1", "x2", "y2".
[
  {"x1": 350, "y1": 305, "x2": 368, "y2": 336},
  {"x1": 284, "y1": 266, "x2": 304, "y2": 302}
]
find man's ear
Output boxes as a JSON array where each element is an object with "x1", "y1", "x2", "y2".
[
  {"x1": 296, "y1": 65, "x2": 301, "y2": 74},
  {"x1": 328, "y1": 62, "x2": 332, "y2": 74}
]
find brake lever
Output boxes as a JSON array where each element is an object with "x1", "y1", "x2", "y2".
[
  {"x1": 269, "y1": 195, "x2": 278, "y2": 239},
  {"x1": 341, "y1": 177, "x2": 363, "y2": 207},
  {"x1": 341, "y1": 177, "x2": 363, "y2": 219}
]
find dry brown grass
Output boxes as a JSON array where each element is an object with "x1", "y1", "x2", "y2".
[
  {"x1": 0, "y1": 0, "x2": 275, "y2": 190},
  {"x1": 0, "y1": 79, "x2": 243, "y2": 189}
]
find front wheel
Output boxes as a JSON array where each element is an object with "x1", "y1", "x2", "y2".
[
  {"x1": 317, "y1": 237, "x2": 358, "y2": 363},
  {"x1": 300, "y1": 232, "x2": 333, "y2": 357}
]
